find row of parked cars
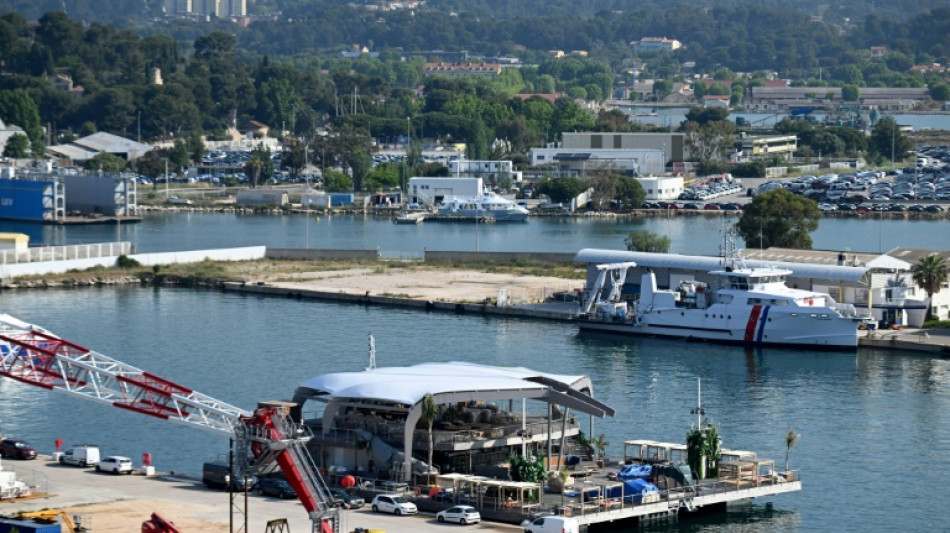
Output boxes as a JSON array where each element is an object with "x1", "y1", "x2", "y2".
[
  {"x1": 678, "y1": 181, "x2": 744, "y2": 201},
  {"x1": 1, "y1": 439, "x2": 135, "y2": 474}
]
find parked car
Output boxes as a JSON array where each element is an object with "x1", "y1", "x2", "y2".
[
  {"x1": 202, "y1": 462, "x2": 257, "y2": 491},
  {"x1": 371, "y1": 494, "x2": 417, "y2": 515},
  {"x1": 257, "y1": 476, "x2": 296, "y2": 499},
  {"x1": 0, "y1": 439, "x2": 37, "y2": 460},
  {"x1": 59, "y1": 445, "x2": 100, "y2": 467},
  {"x1": 437, "y1": 505, "x2": 481, "y2": 525},
  {"x1": 329, "y1": 489, "x2": 365, "y2": 509},
  {"x1": 431, "y1": 491, "x2": 456, "y2": 503},
  {"x1": 96, "y1": 456, "x2": 133, "y2": 474},
  {"x1": 521, "y1": 515, "x2": 580, "y2": 533}
]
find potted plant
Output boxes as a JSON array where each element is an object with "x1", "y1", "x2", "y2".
[
  {"x1": 591, "y1": 434, "x2": 609, "y2": 469},
  {"x1": 784, "y1": 429, "x2": 800, "y2": 481}
]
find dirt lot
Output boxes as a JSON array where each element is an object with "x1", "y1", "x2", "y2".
[{"x1": 261, "y1": 267, "x2": 584, "y2": 303}]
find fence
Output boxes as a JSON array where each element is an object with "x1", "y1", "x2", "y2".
[{"x1": 0, "y1": 242, "x2": 132, "y2": 265}]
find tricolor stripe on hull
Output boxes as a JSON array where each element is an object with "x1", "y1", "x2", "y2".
[
  {"x1": 756, "y1": 305, "x2": 771, "y2": 343},
  {"x1": 744, "y1": 305, "x2": 763, "y2": 343}
]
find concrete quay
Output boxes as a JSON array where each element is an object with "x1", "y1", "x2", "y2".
[
  {"x1": 0, "y1": 456, "x2": 518, "y2": 532},
  {"x1": 223, "y1": 281, "x2": 950, "y2": 355}
]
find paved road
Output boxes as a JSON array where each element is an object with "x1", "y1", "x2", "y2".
[{"x1": 1, "y1": 457, "x2": 519, "y2": 532}]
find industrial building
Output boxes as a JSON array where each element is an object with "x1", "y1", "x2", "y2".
[
  {"x1": 0, "y1": 172, "x2": 138, "y2": 223},
  {"x1": 235, "y1": 189, "x2": 289, "y2": 206}
]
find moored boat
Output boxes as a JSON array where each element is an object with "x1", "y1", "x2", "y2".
[{"x1": 578, "y1": 236, "x2": 872, "y2": 349}]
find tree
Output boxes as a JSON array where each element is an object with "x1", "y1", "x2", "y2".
[
  {"x1": 841, "y1": 85, "x2": 860, "y2": 102},
  {"x1": 364, "y1": 164, "x2": 400, "y2": 190},
  {"x1": 187, "y1": 132, "x2": 206, "y2": 166},
  {"x1": 322, "y1": 170, "x2": 352, "y2": 191},
  {"x1": 736, "y1": 189, "x2": 821, "y2": 249},
  {"x1": 537, "y1": 177, "x2": 586, "y2": 204},
  {"x1": 625, "y1": 230, "x2": 671, "y2": 252},
  {"x1": 420, "y1": 393, "x2": 437, "y2": 476},
  {"x1": 251, "y1": 143, "x2": 275, "y2": 183},
  {"x1": 929, "y1": 83, "x2": 950, "y2": 101},
  {"x1": 169, "y1": 139, "x2": 190, "y2": 172},
  {"x1": 911, "y1": 254, "x2": 949, "y2": 319},
  {"x1": 684, "y1": 106, "x2": 730, "y2": 126},
  {"x1": 2, "y1": 132, "x2": 29, "y2": 158},
  {"x1": 683, "y1": 120, "x2": 735, "y2": 163},
  {"x1": 0, "y1": 89, "x2": 44, "y2": 152},
  {"x1": 589, "y1": 172, "x2": 619, "y2": 209},
  {"x1": 869, "y1": 118, "x2": 913, "y2": 162},
  {"x1": 83, "y1": 151, "x2": 127, "y2": 172},
  {"x1": 614, "y1": 177, "x2": 646, "y2": 209}
]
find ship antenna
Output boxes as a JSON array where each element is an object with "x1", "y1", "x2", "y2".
[
  {"x1": 691, "y1": 377, "x2": 705, "y2": 429},
  {"x1": 366, "y1": 333, "x2": 376, "y2": 370}
]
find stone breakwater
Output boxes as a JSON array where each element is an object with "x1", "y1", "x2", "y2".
[{"x1": 0, "y1": 275, "x2": 223, "y2": 290}]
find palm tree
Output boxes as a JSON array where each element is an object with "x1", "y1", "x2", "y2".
[
  {"x1": 911, "y1": 254, "x2": 949, "y2": 319},
  {"x1": 421, "y1": 393, "x2": 437, "y2": 475},
  {"x1": 785, "y1": 429, "x2": 800, "y2": 473}
]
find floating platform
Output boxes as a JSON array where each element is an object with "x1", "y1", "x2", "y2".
[
  {"x1": 54, "y1": 215, "x2": 143, "y2": 225},
  {"x1": 426, "y1": 214, "x2": 496, "y2": 223}
]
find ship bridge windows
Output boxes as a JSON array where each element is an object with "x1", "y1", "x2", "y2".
[{"x1": 728, "y1": 276, "x2": 750, "y2": 290}]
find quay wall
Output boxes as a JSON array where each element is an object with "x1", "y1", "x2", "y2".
[
  {"x1": 266, "y1": 248, "x2": 381, "y2": 261},
  {"x1": 221, "y1": 282, "x2": 577, "y2": 322},
  {"x1": 0, "y1": 246, "x2": 266, "y2": 280},
  {"x1": 424, "y1": 251, "x2": 577, "y2": 263}
]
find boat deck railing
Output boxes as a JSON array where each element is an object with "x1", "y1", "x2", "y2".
[{"x1": 313, "y1": 416, "x2": 578, "y2": 450}]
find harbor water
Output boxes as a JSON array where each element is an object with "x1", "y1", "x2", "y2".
[
  {"x1": 4, "y1": 211, "x2": 950, "y2": 256},
  {"x1": 0, "y1": 287, "x2": 946, "y2": 532}
]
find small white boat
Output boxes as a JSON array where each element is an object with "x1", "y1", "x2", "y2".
[
  {"x1": 393, "y1": 212, "x2": 426, "y2": 224},
  {"x1": 437, "y1": 191, "x2": 528, "y2": 222}
]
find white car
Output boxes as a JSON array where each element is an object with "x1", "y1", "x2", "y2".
[
  {"x1": 371, "y1": 494, "x2": 417, "y2": 515},
  {"x1": 436, "y1": 505, "x2": 481, "y2": 525},
  {"x1": 96, "y1": 455, "x2": 133, "y2": 474}
]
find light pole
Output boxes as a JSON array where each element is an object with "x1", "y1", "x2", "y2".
[
  {"x1": 137, "y1": 111, "x2": 141, "y2": 143},
  {"x1": 891, "y1": 119, "x2": 896, "y2": 164}
]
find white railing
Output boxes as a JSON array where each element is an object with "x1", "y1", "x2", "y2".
[{"x1": 0, "y1": 242, "x2": 132, "y2": 265}]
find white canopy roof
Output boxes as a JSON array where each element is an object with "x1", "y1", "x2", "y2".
[
  {"x1": 574, "y1": 249, "x2": 869, "y2": 283},
  {"x1": 297, "y1": 362, "x2": 587, "y2": 407}
]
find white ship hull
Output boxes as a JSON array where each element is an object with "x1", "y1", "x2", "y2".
[{"x1": 579, "y1": 303, "x2": 862, "y2": 348}]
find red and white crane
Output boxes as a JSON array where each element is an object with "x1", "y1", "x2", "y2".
[{"x1": 0, "y1": 314, "x2": 339, "y2": 533}]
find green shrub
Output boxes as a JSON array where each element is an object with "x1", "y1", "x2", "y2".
[{"x1": 116, "y1": 254, "x2": 141, "y2": 268}]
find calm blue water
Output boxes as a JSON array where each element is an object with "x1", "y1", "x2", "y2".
[
  {"x1": 625, "y1": 109, "x2": 950, "y2": 130},
  {"x1": 0, "y1": 287, "x2": 947, "y2": 532},
  {"x1": 2, "y1": 212, "x2": 948, "y2": 256}
]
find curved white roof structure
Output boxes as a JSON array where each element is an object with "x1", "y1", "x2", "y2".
[
  {"x1": 294, "y1": 362, "x2": 615, "y2": 482},
  {"x1": 295, "y1": 361, "x2": 613, "y2": 418},
  {"x1": 574, "y1": 248, "x2": 869, "y2": 283}
]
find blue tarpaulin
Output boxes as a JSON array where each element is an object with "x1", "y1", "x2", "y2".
[{"x1": 618, "y1": 464, "x2": 652, "y2": 480}]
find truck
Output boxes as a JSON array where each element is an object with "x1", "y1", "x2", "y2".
[{"x1": 58, "y1": 445, "x2": 100, "y2": 467}]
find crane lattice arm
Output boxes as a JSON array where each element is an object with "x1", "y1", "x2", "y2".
[
  {"x1": 0, "y1": 314, "x2": 339, "y2": 533},
  {"x1": 0, "y1": 314, "x2": 247, "y2": 435}
]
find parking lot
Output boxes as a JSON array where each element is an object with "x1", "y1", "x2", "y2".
[{"x1": 1, "y1": 456, "x2": 518, "y2": 532}]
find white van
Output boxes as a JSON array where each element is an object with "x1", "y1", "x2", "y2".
[
  {"x1": 522, "y1": 515, "x2": 580, "y2": 533},
  {"x1": 59, "y1": 445, "x2": 100, "y2": 467}
]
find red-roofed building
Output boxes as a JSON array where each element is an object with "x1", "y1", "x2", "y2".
[
  {"x1": 870, "y1": 46, "x2": 887, "y2": 58},
  {"x1": 513, "y1": 93, "x2": 563, "y2": 104}
]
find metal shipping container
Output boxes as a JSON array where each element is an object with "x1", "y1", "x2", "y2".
[
  {"x1": 0, "y1": 518, "x2": 62, "y2": 533},
  {"x1": 0, "y1": 178, "x2": 62, "y2": 222}
]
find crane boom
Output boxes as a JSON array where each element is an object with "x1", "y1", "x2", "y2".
[
  {"x1": 0, "y1": 314, "x2": 339, "y2": 533},
  {"x1": 0, "y1": 314, "x2": 247, "y2": 435}
]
